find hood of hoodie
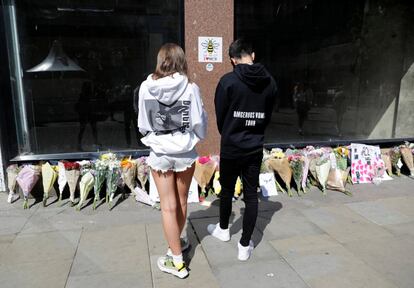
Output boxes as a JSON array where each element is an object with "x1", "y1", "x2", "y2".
[
  {"x1": 234, "y1": 63, "x2": 270, "y2": 90},
  {"x1": 145, "y1": 72, "x2": 188, "y2": 105}
]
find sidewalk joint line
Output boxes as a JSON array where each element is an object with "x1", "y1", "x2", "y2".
[{"x1": 64, "y1": 227, "x2": 83, "y2": 288}]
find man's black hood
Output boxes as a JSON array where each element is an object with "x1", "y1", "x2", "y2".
[{"x1": 234, "y1": 63, "x2": 270, "y2": 90}]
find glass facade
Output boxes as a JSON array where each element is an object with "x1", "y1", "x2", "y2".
[
  {"x1": 235, "y1": 0, "x2": 414, "y2": 145},
  {"x1": 2, "y1": 0, "x2": 183, "y2": 155}
]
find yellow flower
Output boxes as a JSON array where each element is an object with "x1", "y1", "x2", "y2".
[
  {"x1": 234, "y1": 177, "x2": 242, "y2": 197},
  {"x1": 213, "y1": 171, "x2": 221, "y2": 195},
  {"x1": 335, "y1": 147, "x2": 349, "y2": 157},
  {"x1": 272, "y1": 151, "x2": 285, "y2": 159}
]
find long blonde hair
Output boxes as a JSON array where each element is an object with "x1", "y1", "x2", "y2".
[{"x1": 152, "y1": 43, "x2": 188, "y2": 80}]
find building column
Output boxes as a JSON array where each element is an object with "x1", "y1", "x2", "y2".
[{"x1": 185, "y1": 0, "x2": 233, "y2": 156}]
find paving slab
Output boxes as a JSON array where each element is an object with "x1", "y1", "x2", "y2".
[
  {"x1": 270, "y1": 234, "x2": 398, "y2": 288},
  {"x1": 255, "y1": 208, "x2": 325, "y2": 241},
  {"x1": 146, "y1": 221, "x2": 219, "y2": 288},
  {"x1": 0, "y1": 234, "x2": 16, "y2": 259},
  {"x1": 0, "y1": 215, "x2": 29, "y2": 236},
  {"x1": 212, "y1": 258, "x2": 309, "y2": 288},
  {"x1": 66, "y1": 271, "x2": 145, "y2": 288},
  {"x1": 344, "y1": 235, "x2": 414, "y2": 288},
  {"x1": 301, "y1": 205, "x2": 393, "y2": 244},
  {"x1": 190, "y1": 217, "x2": 279, "y2": 267},
  {"x1": 68, "y1": 224, "x2": 151, "y2": 286},
  {"x1": 383, "y1": 221, "x2": 414, "y2": 237},
  {"x1": 0, "y1": 259, "x2": 72, "y2": 288},
  {"x1": 1, "y1": 229, "x2": 81, "y2": 265},
  {"x1": 345, "y1": 196, "x2": 414, "y2": 226}
]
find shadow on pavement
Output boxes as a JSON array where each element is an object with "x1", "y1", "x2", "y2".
[{"x1": 185, "y1": 196, "x2": 283, "y2": 267}]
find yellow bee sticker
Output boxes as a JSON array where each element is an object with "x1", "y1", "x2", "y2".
[
  {"x1": 201, "y1": 38, "x2": 219, "y2": 55},
  {"x1": 198, "y1": 36, "x2": 222, "y2": 62}
]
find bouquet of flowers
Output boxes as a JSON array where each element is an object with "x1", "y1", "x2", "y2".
[
  {"x1": 92, "y1": 159, "x2": 107, "y2": 210},
  {"x1": 267, "y1": 150, "x2": 292, "y2": 196},
  {"x1": 313, "y1": 154, "x2": 331, "y2": 195},
  {"x1": 63, "y1": 161, "x2": 80, "y2": 206},
  {"x1": 134, "y1": 186, "x2": 158, "y2": 208},
  {"x1": 104, "y1": 154, "x2": 121, "y2": 209},
  {"x1": 76, "y1": 161, "x2": 95, "y2": 211},
  {"x1": 16, "y1": 165, "x2": 41, "y2": 209},
  {"x1": 234, "y1": 176, "x2": 242, "y2": 199},
  {"x1": 327, "y1": 148, "x2": 352, "y2": 196},
  {"x1": 193, "y1": 156, "x2": 217, "y2": 200},
  {"x1": 212, "y1": 171, "x2": 221, "y2": 195},
  {"x1": 136, "y1": 157, "x2": 149, "y2": 191},
  {"x1": 288, "y1": 153, "x2": 306, "y2": 196},
  {"x1": 316, "y1": 157, "x2": 331, "y2": 194},
  {"x1": 6, "y1": 164, "x2": 20, "y2": 203},
  {"x1": 390, "y1": 146, "x2": 402, "y2": 176},
  {"x1": 57, "y1": 161, "x2": 67, "y2": 205},
  {"x1": 400, "y1": 143, "x2": 414, "y2": 177},
  {"x1": 41, "y1": 162, "x2": 58, "y2": 206},
  {"x1": 120, "y1": 157, "x2": 137, "y2": 192},
  {"x1": 380, "y1": 148, "x2": 393, "y2": 177}
]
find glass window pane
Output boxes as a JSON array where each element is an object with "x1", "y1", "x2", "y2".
[
  {"x1": 3, "y1": 0, "x2": 183, "y2": 154},
  {"x1": 235, "y1": 0, "x2": 414, "y2": 145}
]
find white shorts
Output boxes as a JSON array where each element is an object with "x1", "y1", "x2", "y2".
[{"x1": 146, "y1": 149, "x2": 197, "y2": 173}]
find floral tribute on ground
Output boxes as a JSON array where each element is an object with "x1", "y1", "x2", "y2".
[{"x1": 4, "y1": 142, "x2": 414, "y2": 209}]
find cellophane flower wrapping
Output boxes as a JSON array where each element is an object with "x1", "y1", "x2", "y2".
[
  {"x1": 121, "y1": 158, "x2": 137, "y2": 192},
  {"x1": 390, "y1": 146, "x2": 402, "y2": 176},
  {"x1": 380, "y1": 148, "x2": 393, "y2": 176},
  {"x1": 76, "y1": 171, "x2": 95, "y2": 210},
  {"x1": 16, "y1": 165, "x2": 41, "y2": 209},
  {"x1": 288, "y1": 153, "x2": 305, "y2": 195},
  {"x1": 400, "y1": 144, "x2": 414, "y2": 177},
  {"x1": 267, "y1": 153, "x2": 292, "y2": 196},
  {"x1": 193, "y1": 156, "x2": 217, "y2": 199},
  {"x1": 63, "y1": 161, "x2": 80, "y2": 204},
  {"x1": 92, "y1": 159, "x2": 107, "y2": 210},
  {"x1": 41, "y1": 162, "x2": 58, "y2": 206},
  {"x1": 106, "y1": 159, "x2": 121, "y2": 208},
  {"x1": 315, "y1": 156, "x2": 331, "y2": 194},
  {"x1": 326, "y1": 148, "x2": 352, "y2": 195},
  {"x1": 212, "y1": 171, "x2": 221, "y2": 195},
  {"x1": 6, "y1": 164, "x2": 20, "y2": 202},
  {"x1": 57, "y1": 161, "x2": 68, "y2": 203},
  {"x1": 134, "y1": 186, "x2": 156, "y2": 207},
  {"x1": 136, "y1": 157, "x2": 149, "y2": 191}
]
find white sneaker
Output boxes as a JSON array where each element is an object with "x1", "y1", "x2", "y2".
[
  {"x1": 207, "y1": 223, "x2": 230, "y2": 242},
  {"x1": 238, "y1": 240, "x2": 254, "y2": 261},
  {"x1": 157, "y1": 255, "x2": 189, "y2": 279},
  {"x1": 7, "y1": 192, "x2": 20, "y2": 204}
]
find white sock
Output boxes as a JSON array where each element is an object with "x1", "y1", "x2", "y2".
[{"x1": 172, "y1": 253, "x2": 184, "y2": 267}]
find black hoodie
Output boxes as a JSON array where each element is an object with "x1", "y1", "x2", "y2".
[{"x1": 215, "y1": 63, "x2": 277, "y2": 159}]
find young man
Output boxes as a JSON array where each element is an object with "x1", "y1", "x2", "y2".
[{"x1": 208, "y1": 39, "x2": 277, "y2": 261}]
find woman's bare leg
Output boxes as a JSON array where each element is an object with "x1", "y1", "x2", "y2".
[
  {"x1": 175, "y1": 164, "x2": 195, "y2": 234},
  {"x1": 151, "y1": 169, "x2": 181, "y2": 255}
]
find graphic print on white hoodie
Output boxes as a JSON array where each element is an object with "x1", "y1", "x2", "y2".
[{"x1": 138, "y1": 72, "x2": 207, "y2": 154}]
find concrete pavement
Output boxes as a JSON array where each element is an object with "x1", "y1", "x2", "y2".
[{"x1": 1, "y1": 175, "x2": 414, "y2": 288}]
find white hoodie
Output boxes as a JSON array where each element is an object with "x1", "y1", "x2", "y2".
[{"x1": 138, "y1": 73, "x2": 207, "y2": 154}]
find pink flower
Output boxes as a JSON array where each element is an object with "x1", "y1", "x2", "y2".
[{"x1": 198, "y1": 156, "x2": 211, "y2": 165}]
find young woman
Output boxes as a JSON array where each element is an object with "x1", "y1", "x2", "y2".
[{"x1": 138, "y1": 43, "x2": 207, "y2": 278}]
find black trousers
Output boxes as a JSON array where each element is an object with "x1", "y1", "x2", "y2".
[{"x1": 219, "y1": 151, "x2": 262, "y2": 246}]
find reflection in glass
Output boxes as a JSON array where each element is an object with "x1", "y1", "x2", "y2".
[
  {"x1": 3, "y1": 0, "x2": 183, "y2": 154},
  {"x1": 235, "y1": 0, "x2": 414, "y2": 144}
]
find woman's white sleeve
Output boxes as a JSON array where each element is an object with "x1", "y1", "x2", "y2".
[
  {"x1": 137, "y1": 85, "x2": 150, "y2": 136},
  {"x1": 191, "y1": 84, "x2": 208, "y2": 140}
]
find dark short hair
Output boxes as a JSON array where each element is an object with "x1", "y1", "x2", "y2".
[{"x1": 229, "y1": 39, "x2": 253, "y2": 59}]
